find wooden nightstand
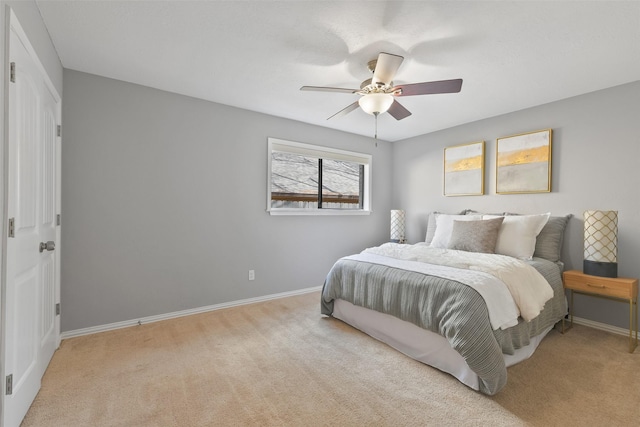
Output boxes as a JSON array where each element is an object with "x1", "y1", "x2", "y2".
[{"x1": 563, "y1": 270, "x2": 638, "y2": 353}]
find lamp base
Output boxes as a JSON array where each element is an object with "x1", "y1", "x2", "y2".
[{"x1": 583, "y1": 260, "x2": 618, "y2": 278}]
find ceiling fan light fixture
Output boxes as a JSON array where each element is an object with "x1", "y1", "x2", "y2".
[
  {"x1": 358, "y1": 93, "x2": 394, "y2": 115},
  {"x1": 302, "y1": 52, "x2": 462, "y2": 122}
]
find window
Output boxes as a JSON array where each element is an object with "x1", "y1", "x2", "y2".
[{"x1": 267, "y1": 138, "x2": 372, "y2": 215}]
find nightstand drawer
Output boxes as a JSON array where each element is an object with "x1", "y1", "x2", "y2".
[{"x1": 563, "y1": 271, "x2": 637, "y2": 299}]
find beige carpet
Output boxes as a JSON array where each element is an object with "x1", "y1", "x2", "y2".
[{"x1": 23, "y1": 291, "x2": 640, "y2": 426}]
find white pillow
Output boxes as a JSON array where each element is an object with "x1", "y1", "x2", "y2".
[
  {"x1": 430, "y1": 214, "x2": 482, "y2": 248},
  {"x1": 425, "y1": 210, "x2": 467, "y2": 244},
  {"x1": 484, "y1": 213, "x2": 551, "y2": 259}
]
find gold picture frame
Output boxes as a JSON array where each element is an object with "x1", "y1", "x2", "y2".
[
  {"x1": 496, "y1": 129, "x2": 552, "y2": 194},
  {"x1": 444, "y1": 141, "x2": 485, "y2": 196}
]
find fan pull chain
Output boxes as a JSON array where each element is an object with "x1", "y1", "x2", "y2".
[{"x1": 374, "y1": 112, "x2": 378, "y2": 147}]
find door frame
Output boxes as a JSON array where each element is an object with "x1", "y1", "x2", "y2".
[{"x1": 1, "y1": 7, "x2": 62, "y2": 426}]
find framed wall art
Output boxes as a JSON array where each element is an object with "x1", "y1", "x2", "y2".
[
  {"x1": 496, "y1": 129, "x2": 552, "y2": 194},
  {"x1": 444, "y1": 141, "x2": 484, "y2": 196}
]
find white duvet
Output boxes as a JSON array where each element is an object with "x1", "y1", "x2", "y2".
[{"x1": 358, "y1": 243, "x2": 554, "y2": 329}]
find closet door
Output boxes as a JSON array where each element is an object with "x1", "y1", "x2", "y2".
[{"x1": 3, "y1": 10, "x2": 61, "y2": 427}]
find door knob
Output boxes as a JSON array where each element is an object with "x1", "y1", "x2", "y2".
[{"x1": 39, "y1": 241, "x2": 55, "y2": 252}]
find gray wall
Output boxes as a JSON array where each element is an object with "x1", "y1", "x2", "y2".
[
  {"x1": 61, "y1": 70, "x2": 392, "y2": 332},
  {"x1": 392, "y1": 81, "x2": 640, "y2": 329},
  {"x1": 6, "y1": 0, "x2": 637, "y2": 333}
]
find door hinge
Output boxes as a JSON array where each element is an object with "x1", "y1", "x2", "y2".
[
  {"x1": 56, "y1": 303, "x2": 61, "y2": 316},
  {"x1": 10, "y1": 62, "x2": 16, "y2": 83},
  {"x1": 57, "y1": 125, "x2": 61, "y2": 137},
  {"x1": 5, "y1": 374, "x2": 12, "y2": 395},
  {"x1": 8, "y1": 217, "x2": 15, "y2": 238},
  {"x1": 57, "y1": 214, "x2": 61, "y2": 226}
]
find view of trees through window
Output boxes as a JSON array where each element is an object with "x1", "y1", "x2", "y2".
[{"x1": 271, "y1": 152, "x2": 363, "y2": 209}]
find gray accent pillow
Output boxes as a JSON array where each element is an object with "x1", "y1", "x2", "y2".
[
  {"x1": 533, "y1": 214, "x2": 572, "y2": 262},
  {"x1": 447, "y1": 217, "x2": 505, "y2": 254},
  {"x1": 425, "y1": 210, "x2": 465, "y2": 244}
]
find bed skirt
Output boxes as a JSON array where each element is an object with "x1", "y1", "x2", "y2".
[{"x1": 332, "y1": 298, "x2": 553, "y2": 392}]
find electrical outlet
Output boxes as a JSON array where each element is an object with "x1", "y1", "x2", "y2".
[{"x1": 248, "y1": 270, "x2": 255, "y2": 281}]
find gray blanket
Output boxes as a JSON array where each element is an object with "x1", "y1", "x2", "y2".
[{"x1": 321, "y1": 255, "x2": 566, "y2": 395}]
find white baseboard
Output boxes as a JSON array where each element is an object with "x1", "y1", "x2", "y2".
[
  {"x1": 61, "y1": 290, "x2": 631, "y2": 342},
  {"x1": 61, "y1": 286, "x2": 323, "y2": 340},
  {"x1": 571, "y1": 316, "x2": 633, "y2": 337}
]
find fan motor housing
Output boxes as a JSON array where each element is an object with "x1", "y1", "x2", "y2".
[{"x1": 360, "y1": 78, "x2": 394, "y2": 94}]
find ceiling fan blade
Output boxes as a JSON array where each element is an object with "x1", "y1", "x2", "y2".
[
  {"x1": 372, "y1": 52, "x2": 404, "y2": 85},
  {"x1": 387, "y1": 99, "x2": 412, "y2": 120},
  {"x1": 300, "y1": 86, "x2": 359, "y2": 94},
  {"x1": 327, "y1": 101, "x2": 360, "y2": 120},
  {"x1": 393, "y1": 79, "x2": 463, "y2": 97}
]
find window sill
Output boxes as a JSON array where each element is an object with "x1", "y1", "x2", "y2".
[{"x1": 268, "y1": 209, "x2": 372, "y2": 216}]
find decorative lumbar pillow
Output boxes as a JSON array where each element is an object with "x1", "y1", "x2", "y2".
[
  {"x1": 534, "y1": 214, "x2": 572, "y2": 262},
  {"x1": 425, "y1": 210, "x2": 466, "y2": 244},
  {"x1": 484, "y1": 213, "x2": 551, "y2": 259},
  {"x1": 447, "y1": 217, "x2": 505, "y2": 254},
  {"x1": 430, "y1": 214, "x2": 483, "y2": 248}
]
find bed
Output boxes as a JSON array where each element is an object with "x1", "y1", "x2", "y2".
[{"x1": 321, "y1": 212, "x2": 571, "y2": 395}]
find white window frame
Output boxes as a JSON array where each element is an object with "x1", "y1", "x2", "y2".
[{"x1": 267, "y1": 137, "x2": 372, "y2": 216}]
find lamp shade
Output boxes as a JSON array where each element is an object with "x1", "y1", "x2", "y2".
[
  {"x1": 359, "y1": 93, "x2": 394, "y2": 115},
  {"x1": 390, "y1": 210, "x2": 405, "y2": 243},
  {"x1": 583, "y1": 210, "x2": 618, "y2": 278}
]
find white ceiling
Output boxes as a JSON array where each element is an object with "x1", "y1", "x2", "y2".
[{"x1": 36, "y1": 0, "x2": 640, "y2": 142}]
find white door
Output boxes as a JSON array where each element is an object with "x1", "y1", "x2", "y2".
[{"x1": 3, "y1": 11, "x2": 61, "y2": 427}]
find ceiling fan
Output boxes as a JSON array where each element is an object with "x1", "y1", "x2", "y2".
[{"x1": 301, "y1": 52, "x2": 463, "y2": 122}]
